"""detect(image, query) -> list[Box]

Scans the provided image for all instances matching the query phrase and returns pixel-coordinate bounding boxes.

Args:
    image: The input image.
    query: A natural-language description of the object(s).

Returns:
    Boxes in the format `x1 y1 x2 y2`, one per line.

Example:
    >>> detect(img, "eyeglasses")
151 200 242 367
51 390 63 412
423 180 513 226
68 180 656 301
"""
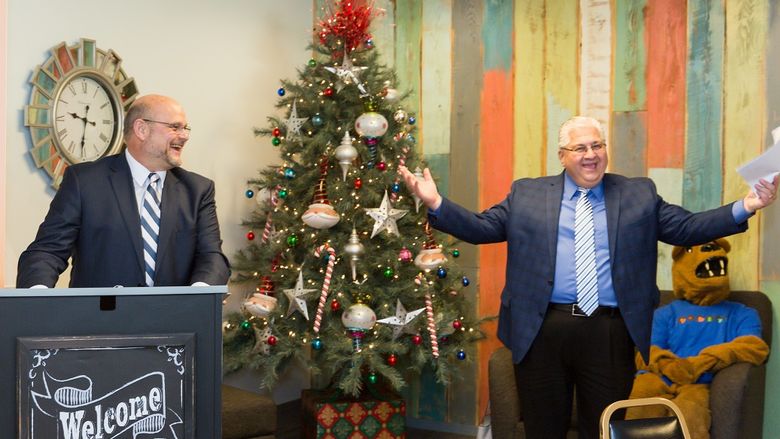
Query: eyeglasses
142 118 192 134
560 142 606 154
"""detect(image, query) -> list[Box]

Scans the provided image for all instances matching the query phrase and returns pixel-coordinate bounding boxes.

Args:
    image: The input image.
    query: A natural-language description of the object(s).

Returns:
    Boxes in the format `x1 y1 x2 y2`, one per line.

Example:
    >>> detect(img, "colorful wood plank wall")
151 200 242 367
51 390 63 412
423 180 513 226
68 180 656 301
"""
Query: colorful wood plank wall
353 0 780 433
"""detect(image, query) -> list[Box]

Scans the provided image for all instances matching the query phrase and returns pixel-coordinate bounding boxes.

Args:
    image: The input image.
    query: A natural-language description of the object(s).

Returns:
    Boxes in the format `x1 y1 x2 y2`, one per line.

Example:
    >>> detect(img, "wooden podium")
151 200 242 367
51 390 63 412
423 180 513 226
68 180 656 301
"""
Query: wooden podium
0 286 226 438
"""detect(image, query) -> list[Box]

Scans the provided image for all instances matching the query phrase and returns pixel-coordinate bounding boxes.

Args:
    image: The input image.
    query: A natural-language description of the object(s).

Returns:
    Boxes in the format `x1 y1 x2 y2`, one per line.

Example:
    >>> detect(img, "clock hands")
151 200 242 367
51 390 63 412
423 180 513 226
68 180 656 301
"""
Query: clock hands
68 105 97 158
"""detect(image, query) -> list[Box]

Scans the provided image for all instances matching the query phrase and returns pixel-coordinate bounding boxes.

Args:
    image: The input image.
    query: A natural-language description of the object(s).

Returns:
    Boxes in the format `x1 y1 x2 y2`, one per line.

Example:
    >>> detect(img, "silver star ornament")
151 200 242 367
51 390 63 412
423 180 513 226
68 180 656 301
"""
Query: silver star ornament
284 101 308 141
377 300 426 340
365 191 408 238
324 53 368 94
284 271 317 320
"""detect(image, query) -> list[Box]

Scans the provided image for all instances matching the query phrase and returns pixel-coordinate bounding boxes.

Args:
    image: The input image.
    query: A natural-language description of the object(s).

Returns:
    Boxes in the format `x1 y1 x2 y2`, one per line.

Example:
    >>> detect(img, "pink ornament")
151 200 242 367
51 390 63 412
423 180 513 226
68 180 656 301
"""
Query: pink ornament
398 247 413 262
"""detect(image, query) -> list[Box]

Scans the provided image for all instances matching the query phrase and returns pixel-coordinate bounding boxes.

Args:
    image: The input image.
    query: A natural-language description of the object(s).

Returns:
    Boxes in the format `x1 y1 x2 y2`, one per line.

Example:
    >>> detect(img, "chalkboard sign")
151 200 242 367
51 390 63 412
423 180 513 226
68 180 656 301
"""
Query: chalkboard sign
17 333 194 439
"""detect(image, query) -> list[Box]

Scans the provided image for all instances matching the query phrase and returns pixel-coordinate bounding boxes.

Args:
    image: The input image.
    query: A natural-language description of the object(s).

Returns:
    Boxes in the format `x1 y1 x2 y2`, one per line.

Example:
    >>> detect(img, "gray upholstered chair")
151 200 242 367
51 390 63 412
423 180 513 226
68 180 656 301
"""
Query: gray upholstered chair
488 290 772 439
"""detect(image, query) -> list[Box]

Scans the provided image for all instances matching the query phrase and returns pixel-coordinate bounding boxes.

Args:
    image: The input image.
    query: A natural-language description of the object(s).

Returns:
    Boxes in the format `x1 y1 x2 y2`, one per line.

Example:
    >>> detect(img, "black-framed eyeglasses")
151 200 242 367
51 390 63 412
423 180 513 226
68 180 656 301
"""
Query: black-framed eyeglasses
560 142 605 154
142 118 192 134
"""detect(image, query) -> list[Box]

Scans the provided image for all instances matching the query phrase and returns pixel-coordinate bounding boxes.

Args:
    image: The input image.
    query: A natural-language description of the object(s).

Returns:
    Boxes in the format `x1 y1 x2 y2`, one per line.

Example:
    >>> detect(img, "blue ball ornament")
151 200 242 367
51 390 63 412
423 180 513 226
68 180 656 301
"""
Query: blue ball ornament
312 114 324 127
245 189 254 198
457 350 466 360
312 338 323 350
365 38 374 49
408 116 416 125
284 168 296 179
406 134 416 143
437 267 447 278
391 183 401 193
277 87 286 96
462 276 470 286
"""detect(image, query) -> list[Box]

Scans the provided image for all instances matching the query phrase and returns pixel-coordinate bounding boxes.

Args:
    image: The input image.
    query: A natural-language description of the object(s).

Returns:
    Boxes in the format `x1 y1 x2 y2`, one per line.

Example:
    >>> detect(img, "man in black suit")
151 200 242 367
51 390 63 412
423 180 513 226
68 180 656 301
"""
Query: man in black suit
17 94 230 288
399 116 777 439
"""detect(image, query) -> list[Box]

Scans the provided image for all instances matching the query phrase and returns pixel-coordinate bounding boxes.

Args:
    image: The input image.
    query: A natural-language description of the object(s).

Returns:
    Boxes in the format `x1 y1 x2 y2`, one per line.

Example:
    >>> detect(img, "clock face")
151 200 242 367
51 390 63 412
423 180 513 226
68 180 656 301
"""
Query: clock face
53 74 120 163
23 38 139 188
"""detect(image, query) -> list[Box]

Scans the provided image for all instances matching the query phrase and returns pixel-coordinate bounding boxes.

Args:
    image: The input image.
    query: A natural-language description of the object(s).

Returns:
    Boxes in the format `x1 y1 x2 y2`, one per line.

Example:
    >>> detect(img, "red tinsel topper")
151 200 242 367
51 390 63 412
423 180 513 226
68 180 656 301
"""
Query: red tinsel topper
318 1 377 54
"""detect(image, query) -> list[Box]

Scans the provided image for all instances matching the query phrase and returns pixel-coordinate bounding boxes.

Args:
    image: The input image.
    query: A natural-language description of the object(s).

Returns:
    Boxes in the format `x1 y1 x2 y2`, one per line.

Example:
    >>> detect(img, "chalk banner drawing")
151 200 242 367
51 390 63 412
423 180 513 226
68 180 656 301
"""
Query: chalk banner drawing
17 333 195 439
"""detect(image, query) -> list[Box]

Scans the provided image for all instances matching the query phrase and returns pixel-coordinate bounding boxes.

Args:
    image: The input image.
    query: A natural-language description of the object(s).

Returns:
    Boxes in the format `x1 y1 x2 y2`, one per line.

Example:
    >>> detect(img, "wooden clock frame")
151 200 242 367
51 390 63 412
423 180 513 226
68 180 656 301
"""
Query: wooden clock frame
23 38 139 188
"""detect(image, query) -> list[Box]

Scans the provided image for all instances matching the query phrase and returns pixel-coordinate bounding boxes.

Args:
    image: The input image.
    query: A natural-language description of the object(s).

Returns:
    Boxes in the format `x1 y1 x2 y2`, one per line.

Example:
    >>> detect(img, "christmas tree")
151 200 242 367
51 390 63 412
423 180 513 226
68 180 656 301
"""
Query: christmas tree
223 1 484 397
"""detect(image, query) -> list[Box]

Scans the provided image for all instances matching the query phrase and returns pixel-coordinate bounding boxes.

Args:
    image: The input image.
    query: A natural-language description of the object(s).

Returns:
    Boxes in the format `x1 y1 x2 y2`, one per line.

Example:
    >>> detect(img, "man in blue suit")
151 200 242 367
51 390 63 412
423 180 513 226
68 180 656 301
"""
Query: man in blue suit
17 94 230 288
399 116 777 439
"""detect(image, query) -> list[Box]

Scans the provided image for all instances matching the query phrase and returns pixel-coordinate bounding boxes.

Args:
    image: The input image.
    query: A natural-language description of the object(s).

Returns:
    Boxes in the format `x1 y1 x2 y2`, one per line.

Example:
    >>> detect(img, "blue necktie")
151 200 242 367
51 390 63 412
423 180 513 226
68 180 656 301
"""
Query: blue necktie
141 173 161 286
575 188 598 315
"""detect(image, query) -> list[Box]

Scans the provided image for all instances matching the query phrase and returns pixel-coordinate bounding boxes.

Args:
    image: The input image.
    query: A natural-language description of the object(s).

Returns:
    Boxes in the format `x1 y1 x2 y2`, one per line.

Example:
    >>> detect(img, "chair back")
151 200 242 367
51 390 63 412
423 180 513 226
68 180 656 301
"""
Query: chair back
600 397 691 439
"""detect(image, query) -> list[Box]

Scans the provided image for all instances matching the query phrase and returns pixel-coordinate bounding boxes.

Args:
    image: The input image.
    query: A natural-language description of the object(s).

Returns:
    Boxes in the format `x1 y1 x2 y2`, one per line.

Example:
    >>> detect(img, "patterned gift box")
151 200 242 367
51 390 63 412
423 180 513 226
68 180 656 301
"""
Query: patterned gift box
302 388 406 439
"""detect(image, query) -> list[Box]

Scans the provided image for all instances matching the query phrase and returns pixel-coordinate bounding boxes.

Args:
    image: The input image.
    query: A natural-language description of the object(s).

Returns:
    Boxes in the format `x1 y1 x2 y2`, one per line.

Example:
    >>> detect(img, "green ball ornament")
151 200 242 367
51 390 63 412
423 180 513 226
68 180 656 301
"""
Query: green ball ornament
383 267 394 278
286 234 299 247
278 189 288 199
452 249 460 258
368 373 378 384
308 58 317 67
272 137 281 146
240 320 251 330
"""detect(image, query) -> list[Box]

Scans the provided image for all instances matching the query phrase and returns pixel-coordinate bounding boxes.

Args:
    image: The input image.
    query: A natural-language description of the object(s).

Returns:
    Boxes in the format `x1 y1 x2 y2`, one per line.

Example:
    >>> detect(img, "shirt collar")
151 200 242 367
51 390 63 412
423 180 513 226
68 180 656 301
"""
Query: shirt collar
125 150 167 187
563 172 604 201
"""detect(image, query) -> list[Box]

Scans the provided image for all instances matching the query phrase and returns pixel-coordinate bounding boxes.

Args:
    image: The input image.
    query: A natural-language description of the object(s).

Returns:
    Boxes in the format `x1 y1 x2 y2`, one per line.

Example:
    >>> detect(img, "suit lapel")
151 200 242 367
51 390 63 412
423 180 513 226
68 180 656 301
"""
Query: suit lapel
546 173 565 268
109 155 144 273
603 174 621 258
154 170 180 275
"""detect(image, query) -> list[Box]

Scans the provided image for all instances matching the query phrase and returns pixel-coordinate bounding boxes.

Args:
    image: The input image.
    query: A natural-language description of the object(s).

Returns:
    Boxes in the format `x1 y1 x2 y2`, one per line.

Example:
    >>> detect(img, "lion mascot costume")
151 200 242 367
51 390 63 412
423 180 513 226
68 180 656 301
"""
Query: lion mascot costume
626 238 769 439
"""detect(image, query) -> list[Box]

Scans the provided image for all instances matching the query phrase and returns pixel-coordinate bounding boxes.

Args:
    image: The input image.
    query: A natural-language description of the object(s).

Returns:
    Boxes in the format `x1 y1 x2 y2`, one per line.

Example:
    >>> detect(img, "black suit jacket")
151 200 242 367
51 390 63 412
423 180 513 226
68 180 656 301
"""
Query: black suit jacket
429 172 748 363
17 153 230 288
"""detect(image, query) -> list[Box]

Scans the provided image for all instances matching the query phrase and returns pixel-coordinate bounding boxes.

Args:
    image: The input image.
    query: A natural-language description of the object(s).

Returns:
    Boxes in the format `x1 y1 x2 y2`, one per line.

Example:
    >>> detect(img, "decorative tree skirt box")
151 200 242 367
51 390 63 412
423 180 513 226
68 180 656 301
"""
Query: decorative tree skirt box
302 388 406 439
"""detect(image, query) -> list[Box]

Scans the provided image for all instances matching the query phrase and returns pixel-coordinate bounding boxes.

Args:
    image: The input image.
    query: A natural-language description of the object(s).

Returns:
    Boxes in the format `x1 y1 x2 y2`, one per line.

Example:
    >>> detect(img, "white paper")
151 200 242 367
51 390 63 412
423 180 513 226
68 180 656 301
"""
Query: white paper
736 129 780 189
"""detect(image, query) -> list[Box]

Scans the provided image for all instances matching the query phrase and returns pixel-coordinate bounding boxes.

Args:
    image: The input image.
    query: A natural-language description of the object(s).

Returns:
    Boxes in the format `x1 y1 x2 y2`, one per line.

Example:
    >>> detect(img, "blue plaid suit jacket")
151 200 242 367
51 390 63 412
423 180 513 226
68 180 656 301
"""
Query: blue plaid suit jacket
429 172 748 363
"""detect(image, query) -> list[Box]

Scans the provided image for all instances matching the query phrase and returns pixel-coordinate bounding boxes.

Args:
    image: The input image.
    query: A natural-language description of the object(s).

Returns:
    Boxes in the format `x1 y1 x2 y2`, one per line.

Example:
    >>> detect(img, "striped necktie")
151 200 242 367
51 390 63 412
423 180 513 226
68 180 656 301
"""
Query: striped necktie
141 173 161 287
574 187 599 315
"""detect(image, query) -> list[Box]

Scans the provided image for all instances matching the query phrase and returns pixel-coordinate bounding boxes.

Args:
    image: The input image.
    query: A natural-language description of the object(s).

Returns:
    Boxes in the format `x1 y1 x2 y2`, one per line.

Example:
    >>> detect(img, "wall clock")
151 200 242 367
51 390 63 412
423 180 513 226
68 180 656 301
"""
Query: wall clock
23 38 139 188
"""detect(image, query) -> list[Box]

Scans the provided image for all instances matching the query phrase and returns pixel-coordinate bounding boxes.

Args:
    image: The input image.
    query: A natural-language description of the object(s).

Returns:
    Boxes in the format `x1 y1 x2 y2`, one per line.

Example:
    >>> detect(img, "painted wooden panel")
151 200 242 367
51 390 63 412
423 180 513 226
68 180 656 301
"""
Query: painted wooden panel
394 0 423 118
421 0 452 156
545 0 579 175
649 168 682 290
646 0 686 168
610 111 647 177
371 0 396 69
449 0 483 426
761 280 780 438
513 0 545 179
579 0 612 141
684 0 724 213
762 2 780 282
723 0 767 290
478 0 514 423
613 0 647 112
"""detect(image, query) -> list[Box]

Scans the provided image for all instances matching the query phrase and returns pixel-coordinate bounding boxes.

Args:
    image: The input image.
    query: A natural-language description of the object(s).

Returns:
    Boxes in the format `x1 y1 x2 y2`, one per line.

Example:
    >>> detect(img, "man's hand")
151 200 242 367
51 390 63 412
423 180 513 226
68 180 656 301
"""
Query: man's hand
743 174 779 213
398 166 442 210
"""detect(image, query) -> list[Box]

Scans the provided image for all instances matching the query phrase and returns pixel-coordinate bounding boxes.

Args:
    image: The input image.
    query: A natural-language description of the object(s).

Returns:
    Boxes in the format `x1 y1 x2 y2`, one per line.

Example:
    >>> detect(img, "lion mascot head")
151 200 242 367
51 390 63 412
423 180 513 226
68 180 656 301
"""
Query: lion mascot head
671 238 730 306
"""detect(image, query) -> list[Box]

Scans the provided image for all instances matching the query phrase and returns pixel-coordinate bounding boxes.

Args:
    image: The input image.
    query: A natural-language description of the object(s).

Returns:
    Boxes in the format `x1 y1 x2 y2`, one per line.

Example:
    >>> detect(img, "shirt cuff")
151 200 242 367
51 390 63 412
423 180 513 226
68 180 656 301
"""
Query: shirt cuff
191 281 210 287
428 205 441 216
732 200 753 224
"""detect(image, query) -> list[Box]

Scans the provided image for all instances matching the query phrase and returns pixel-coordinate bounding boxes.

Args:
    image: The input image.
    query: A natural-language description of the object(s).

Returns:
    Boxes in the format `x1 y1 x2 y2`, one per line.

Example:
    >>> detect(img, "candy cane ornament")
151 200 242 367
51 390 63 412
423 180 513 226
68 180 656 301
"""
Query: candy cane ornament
415 273 439 359
391 146 409 202
313 245 337 334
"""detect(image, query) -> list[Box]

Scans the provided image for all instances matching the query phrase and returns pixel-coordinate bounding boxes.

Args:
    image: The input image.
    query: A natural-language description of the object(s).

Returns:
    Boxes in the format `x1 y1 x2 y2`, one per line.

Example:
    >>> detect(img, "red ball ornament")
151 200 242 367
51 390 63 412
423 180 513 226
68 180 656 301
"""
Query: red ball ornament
412 335 422 345
387 353 397 366
453 320 463 330
323 87 334 97
272 127 281 137
246 231 255 241
398 247 413 263
330 299 341 312
376 161 387 171
354 178 363 190
267 335 277 346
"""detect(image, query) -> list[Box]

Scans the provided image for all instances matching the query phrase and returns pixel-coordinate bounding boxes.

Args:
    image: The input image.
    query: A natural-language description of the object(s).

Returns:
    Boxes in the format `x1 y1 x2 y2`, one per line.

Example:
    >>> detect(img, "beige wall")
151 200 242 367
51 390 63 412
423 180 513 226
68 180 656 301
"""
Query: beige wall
4 0 312 288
